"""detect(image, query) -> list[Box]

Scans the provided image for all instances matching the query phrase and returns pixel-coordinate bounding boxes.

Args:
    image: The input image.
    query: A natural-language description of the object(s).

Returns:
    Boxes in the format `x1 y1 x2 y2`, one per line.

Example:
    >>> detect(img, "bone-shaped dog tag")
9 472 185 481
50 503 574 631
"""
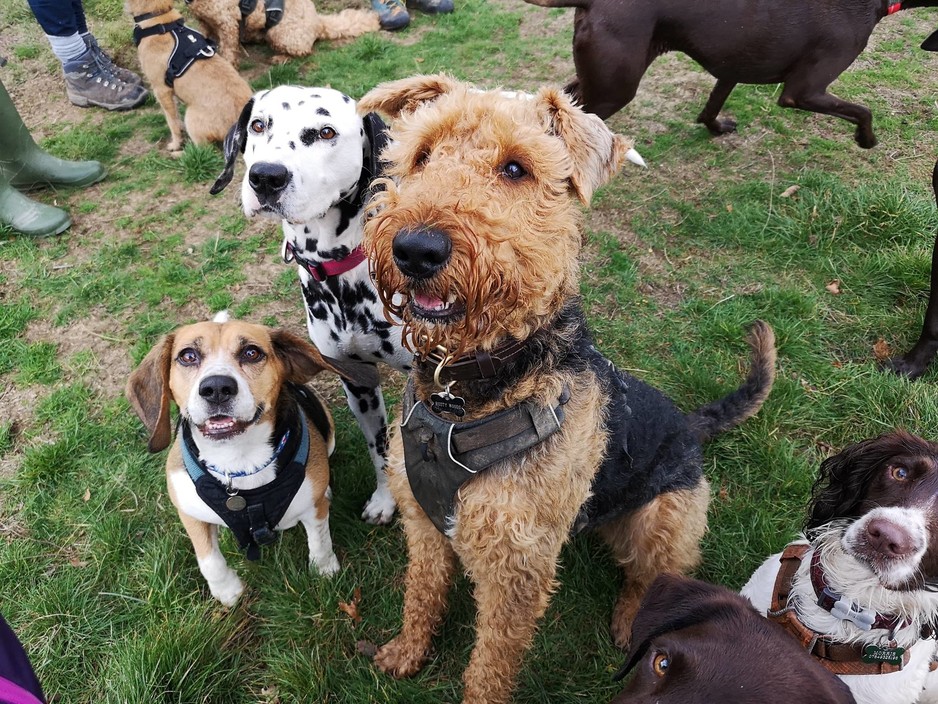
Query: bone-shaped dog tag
430 384 465 418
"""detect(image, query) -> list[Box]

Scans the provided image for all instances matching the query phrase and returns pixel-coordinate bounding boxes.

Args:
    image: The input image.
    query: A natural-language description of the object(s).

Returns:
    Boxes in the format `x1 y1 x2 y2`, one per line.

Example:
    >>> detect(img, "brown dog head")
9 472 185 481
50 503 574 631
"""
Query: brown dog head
358 74 634 357
612 574 856 704
126 315 378 452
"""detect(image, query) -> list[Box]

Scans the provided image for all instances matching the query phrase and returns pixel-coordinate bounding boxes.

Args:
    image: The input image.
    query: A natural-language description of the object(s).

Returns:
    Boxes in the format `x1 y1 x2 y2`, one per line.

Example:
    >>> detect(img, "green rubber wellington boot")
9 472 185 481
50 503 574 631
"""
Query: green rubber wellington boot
0 174 71 238
0 79 106 190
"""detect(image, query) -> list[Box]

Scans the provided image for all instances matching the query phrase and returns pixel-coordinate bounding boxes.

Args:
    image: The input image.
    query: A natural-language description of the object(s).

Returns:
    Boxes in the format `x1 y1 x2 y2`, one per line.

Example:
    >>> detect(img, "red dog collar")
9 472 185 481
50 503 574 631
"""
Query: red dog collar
282 241 366 282
887 2 902 14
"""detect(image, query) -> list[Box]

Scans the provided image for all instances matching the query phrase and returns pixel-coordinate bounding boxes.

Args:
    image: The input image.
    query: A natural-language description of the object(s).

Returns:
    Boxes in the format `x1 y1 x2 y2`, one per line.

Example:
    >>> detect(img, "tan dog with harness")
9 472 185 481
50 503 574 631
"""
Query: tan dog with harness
126 312 378 605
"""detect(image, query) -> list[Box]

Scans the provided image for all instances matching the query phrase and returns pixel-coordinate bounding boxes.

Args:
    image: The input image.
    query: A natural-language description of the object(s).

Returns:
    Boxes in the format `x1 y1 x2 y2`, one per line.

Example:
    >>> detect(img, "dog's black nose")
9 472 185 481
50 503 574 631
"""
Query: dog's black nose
866 518 913 557
392 227 452 279
199 375 238 405
248 162 290 202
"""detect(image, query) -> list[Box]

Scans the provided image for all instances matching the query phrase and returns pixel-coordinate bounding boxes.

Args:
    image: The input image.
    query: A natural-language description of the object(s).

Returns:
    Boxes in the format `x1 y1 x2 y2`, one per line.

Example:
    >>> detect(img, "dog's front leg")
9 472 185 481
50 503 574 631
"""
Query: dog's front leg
341 378 396 524
457 521 562 704
375 445 456 678
298 497 340 576
696 79 739 135
152 84 185 153
178 512 244 606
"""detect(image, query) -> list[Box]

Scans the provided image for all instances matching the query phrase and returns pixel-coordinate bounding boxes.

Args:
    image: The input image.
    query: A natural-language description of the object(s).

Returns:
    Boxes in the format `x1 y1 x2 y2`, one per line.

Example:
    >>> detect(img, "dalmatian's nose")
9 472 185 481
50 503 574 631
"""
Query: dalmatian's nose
392 227 452 279
248 162 291 203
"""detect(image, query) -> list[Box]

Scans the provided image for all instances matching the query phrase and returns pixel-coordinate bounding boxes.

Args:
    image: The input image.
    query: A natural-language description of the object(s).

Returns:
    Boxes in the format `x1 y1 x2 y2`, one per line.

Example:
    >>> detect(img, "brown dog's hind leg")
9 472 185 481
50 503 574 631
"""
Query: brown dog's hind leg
374 465 457 678
778 79 876 148
696 79 738 135
598 480 710 648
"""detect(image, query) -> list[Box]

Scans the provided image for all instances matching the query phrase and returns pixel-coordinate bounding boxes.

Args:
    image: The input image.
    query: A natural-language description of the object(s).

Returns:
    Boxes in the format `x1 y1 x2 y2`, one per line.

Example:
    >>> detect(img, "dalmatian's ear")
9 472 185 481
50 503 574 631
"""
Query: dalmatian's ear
357 74 461 119
210 97 255 195
361 112 390 180
534 87 636 205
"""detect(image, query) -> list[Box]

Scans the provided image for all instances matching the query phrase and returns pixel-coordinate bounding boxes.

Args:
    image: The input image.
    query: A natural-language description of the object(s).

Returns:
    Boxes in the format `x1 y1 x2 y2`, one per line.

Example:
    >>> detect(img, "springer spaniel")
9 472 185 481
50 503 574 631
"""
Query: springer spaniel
742 431 938 704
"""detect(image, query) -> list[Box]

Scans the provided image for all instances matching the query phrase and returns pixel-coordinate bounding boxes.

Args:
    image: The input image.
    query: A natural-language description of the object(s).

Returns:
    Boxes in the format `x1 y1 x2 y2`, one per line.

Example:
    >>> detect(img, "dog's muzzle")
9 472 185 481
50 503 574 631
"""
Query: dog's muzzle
392 226 452 280
248 162 291 207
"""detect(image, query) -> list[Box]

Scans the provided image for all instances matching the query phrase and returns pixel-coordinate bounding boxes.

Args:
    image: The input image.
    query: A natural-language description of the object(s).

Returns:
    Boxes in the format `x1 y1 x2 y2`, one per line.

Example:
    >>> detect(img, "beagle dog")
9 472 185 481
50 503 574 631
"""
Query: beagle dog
126 312 378 605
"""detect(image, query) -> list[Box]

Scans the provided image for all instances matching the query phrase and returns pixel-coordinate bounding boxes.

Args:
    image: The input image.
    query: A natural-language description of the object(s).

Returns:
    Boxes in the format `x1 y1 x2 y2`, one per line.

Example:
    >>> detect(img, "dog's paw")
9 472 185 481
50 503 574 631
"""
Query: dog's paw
312 552 341 577
855 126 877 150
373 637 427 678
208 573 245 607
362 488 396 525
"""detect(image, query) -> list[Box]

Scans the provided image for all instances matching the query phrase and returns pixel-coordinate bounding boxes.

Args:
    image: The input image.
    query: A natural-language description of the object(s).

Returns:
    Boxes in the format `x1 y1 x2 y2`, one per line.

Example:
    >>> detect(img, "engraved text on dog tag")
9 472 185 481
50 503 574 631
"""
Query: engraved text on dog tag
430 391 466 417
861 644 905 666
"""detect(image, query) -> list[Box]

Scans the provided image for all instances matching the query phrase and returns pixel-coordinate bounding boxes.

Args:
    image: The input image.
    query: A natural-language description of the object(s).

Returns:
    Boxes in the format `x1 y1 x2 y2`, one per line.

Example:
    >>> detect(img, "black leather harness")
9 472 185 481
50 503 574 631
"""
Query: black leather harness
400 380 570 534
132 18 217 87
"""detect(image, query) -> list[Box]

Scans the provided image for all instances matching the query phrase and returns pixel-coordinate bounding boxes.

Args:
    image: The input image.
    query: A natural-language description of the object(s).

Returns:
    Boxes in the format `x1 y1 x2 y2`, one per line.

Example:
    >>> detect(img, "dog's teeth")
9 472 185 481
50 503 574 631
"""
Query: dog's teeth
626 148 647 168
446 293 456 305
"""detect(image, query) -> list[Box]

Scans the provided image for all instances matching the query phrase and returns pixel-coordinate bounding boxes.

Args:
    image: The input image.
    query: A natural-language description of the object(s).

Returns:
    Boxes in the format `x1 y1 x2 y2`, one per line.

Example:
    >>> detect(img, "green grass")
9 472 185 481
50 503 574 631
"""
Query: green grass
1 0 938 702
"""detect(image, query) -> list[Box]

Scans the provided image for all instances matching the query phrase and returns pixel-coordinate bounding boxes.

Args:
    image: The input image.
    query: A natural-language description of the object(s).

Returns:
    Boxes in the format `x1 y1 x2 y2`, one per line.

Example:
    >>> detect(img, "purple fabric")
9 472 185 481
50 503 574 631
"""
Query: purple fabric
0 618 44 704
0 678 44 704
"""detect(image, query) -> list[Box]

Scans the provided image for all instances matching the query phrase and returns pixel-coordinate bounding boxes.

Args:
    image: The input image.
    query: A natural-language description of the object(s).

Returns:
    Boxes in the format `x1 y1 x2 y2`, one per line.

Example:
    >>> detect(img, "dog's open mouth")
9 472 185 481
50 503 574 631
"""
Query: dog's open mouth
197 406 264 440
410 291 466 324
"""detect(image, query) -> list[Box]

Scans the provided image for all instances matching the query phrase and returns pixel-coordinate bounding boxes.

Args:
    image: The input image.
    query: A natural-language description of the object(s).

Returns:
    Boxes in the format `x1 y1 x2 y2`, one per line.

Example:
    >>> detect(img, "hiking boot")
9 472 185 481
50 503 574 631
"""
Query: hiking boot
373 0 410 30
63 47 148 111
0 182 71 238
408 0 453 13
82 34 144 89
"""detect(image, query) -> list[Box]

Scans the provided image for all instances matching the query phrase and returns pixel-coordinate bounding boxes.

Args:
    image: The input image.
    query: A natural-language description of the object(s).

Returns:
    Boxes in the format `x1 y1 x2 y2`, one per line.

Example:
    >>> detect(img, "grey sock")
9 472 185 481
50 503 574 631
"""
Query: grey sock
46 32 87 64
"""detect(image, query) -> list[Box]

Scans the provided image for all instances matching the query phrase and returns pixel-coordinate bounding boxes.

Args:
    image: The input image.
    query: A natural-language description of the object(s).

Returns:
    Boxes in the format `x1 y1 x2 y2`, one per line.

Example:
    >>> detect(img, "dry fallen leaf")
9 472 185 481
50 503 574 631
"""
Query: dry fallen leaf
83 488 91 502
872 338 892 362
825 280 841 295
339 586 363 624
779 185 801 198
726 203 733 213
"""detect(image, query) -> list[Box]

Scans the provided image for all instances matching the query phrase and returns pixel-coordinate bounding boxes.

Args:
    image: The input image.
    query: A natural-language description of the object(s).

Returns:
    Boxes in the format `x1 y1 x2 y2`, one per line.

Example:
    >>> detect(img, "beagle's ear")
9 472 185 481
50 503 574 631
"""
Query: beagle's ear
210 96 255 195
126 334 175 453
534 87 632 205
357 74 461 119
270 329 381 388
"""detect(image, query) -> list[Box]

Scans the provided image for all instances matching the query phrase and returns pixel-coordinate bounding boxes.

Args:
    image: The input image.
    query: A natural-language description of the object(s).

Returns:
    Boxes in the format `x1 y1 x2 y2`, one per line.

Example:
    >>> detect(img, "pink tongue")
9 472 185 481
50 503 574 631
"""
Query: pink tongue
414 292 444 308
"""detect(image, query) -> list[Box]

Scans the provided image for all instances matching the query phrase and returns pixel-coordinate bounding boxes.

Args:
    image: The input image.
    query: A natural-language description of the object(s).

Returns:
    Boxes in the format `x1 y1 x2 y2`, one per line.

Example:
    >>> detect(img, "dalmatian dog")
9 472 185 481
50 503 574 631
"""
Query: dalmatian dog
211 86 410 525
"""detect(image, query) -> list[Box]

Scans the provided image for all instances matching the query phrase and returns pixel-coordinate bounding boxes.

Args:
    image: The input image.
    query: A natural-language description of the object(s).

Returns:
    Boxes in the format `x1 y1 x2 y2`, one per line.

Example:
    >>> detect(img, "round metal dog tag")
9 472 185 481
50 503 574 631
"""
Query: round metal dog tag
226 494 247 512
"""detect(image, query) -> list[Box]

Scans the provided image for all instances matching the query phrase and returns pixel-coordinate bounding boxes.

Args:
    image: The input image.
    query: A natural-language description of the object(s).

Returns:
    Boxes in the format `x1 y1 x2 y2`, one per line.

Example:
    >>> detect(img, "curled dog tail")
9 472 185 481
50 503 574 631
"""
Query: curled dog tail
523 0 590 8
688 320 776 443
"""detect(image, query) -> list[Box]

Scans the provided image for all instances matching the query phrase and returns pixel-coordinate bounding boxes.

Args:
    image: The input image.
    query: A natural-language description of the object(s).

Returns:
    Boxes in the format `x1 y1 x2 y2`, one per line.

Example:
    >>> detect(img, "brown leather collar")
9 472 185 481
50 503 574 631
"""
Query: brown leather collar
768 543 911 676
416 337 529 385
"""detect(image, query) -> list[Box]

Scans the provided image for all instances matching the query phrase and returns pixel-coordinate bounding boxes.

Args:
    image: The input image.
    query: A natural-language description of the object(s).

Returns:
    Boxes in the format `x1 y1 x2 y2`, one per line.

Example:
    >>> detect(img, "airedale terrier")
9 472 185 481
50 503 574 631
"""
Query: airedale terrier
359 74 777 704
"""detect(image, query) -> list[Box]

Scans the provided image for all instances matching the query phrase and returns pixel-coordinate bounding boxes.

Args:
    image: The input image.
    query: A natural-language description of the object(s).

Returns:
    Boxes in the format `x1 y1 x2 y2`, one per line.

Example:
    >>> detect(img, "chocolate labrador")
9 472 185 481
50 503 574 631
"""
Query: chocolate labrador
611 574 856 704
524 0 938 147
886 158 938 379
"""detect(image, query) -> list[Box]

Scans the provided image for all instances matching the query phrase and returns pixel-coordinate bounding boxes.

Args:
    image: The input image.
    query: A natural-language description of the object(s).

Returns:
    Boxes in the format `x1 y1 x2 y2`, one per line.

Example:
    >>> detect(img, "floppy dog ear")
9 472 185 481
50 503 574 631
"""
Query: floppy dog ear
922 28 938 51
210 97 254 195
534 87 633 205
126 335 175 453
357 74 461 118
361 112 390 181
270 329 381 388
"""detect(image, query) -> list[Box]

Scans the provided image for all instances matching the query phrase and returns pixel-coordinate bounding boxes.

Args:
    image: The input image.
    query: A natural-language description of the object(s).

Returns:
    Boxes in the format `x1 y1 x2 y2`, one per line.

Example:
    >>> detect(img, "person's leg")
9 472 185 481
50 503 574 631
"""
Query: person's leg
0 79 106 190
26 0 147 110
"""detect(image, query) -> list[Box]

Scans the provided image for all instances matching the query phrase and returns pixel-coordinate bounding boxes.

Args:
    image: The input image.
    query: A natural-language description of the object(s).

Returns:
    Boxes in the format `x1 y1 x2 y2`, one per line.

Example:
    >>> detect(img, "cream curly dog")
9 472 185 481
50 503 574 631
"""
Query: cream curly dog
359 74 776 704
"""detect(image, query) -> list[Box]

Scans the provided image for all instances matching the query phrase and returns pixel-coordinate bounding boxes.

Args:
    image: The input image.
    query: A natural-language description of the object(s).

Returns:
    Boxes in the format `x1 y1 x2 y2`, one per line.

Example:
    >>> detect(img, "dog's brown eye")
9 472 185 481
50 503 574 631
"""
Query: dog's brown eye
502 161 527 181
652 652 670 677
890 465 909 481
240 345 265 363
177 348 200 366
250 119 265 134
319 126 337 140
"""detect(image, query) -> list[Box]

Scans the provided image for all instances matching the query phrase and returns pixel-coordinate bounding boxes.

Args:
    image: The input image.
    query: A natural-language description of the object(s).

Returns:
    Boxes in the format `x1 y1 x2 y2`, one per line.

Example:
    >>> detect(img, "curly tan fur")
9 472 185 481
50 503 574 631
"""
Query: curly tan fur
359 75 720 704
187 0 379 64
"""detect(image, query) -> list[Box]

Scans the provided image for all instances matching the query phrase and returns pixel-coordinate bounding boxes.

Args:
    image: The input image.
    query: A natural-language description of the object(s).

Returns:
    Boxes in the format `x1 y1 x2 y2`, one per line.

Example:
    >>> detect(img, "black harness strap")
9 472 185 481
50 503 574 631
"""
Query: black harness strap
132 19 218 87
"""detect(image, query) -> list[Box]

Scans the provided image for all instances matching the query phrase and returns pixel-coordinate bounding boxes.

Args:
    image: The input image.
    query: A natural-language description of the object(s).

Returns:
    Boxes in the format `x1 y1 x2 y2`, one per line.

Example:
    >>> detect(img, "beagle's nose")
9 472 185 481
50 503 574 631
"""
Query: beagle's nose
199 375 238 405
392 227 452 279
248 162 290 202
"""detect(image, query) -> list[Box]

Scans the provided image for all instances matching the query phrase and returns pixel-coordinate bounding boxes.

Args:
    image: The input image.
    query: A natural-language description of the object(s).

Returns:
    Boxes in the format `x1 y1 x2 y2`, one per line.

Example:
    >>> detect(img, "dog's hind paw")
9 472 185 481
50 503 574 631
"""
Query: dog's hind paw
374 637 428 678
362 488 396 525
